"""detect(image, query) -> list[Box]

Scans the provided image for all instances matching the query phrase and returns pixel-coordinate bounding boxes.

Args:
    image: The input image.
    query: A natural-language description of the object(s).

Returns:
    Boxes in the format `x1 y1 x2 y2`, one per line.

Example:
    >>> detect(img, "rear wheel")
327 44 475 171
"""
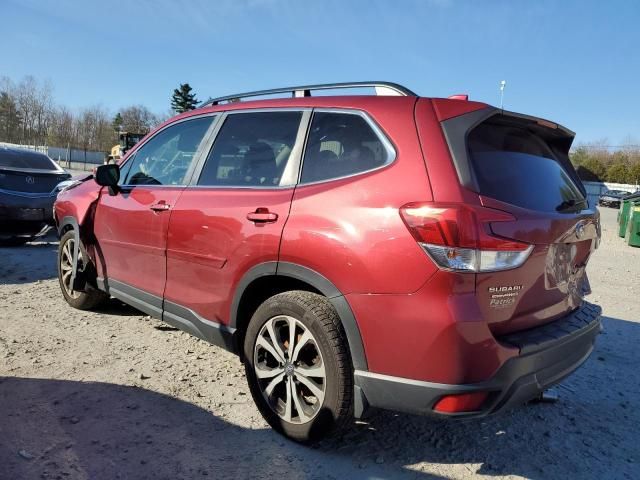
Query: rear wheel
243 291 353 442
58 230 107 310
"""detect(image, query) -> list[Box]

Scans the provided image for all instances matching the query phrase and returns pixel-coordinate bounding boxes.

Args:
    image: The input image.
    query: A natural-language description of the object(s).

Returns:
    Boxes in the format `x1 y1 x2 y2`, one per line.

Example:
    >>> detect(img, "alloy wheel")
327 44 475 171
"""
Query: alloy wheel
60 237 81 299
253 315 326 424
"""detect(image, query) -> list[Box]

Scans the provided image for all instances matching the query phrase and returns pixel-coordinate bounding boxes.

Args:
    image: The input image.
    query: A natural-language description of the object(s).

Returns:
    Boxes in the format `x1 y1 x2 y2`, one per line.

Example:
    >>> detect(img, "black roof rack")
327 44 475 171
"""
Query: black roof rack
198 81 417 108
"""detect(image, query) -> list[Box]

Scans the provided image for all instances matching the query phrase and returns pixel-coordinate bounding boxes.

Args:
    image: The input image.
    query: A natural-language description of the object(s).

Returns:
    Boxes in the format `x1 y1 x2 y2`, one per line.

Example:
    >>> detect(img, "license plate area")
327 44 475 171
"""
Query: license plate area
17 208 45 221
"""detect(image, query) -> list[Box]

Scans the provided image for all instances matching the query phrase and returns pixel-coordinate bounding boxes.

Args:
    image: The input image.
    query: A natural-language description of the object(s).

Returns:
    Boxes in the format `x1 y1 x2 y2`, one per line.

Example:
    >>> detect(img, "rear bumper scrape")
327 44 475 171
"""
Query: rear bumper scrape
353 301 602 418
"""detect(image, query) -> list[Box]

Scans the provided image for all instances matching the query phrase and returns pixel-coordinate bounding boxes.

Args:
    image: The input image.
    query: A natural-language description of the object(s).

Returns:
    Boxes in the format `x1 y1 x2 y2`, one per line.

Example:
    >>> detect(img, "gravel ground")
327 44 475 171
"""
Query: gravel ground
0 207 638 480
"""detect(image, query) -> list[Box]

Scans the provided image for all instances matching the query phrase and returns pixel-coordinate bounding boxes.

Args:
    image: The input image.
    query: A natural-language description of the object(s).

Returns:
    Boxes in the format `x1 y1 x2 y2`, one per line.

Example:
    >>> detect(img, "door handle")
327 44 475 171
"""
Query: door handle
150 201 171 212
247 208 278 223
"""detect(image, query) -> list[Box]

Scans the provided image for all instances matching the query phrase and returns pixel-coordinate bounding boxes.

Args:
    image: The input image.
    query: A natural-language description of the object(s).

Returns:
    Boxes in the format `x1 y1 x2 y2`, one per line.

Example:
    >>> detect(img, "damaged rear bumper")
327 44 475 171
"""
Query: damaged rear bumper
354 301 602 418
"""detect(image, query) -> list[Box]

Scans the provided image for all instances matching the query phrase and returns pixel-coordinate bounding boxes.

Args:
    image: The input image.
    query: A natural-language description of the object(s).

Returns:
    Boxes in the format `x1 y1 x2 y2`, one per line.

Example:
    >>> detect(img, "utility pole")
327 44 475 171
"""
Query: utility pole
499 80 507 109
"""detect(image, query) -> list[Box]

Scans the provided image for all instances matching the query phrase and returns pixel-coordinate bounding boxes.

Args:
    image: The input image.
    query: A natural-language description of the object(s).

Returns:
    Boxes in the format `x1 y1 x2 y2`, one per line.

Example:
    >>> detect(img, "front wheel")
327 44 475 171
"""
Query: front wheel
243 291 353 442
58 230 107 310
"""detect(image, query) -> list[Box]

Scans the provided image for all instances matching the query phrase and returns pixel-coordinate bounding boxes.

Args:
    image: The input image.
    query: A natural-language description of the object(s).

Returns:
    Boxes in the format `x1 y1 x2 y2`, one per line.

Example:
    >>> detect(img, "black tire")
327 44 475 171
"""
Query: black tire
57 230 108 310
243 291 353 443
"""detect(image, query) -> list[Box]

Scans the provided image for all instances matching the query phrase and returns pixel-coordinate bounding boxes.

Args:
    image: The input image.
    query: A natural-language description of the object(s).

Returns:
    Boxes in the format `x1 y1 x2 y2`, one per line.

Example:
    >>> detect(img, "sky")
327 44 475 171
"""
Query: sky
1 0 639 145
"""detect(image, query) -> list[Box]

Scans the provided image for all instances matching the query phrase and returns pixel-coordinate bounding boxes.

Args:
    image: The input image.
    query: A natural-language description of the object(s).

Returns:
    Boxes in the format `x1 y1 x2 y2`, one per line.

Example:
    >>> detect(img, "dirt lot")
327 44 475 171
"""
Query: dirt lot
0 207 638 480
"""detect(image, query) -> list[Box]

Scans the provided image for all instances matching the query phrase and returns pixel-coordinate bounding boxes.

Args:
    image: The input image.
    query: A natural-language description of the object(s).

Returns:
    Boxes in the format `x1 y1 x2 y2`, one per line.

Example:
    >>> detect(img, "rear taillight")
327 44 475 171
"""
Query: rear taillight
399 203 533 273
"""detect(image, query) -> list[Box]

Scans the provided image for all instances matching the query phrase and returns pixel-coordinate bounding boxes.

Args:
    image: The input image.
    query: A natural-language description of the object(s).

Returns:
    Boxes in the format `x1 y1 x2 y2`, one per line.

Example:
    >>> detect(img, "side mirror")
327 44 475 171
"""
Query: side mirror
95 164 120 196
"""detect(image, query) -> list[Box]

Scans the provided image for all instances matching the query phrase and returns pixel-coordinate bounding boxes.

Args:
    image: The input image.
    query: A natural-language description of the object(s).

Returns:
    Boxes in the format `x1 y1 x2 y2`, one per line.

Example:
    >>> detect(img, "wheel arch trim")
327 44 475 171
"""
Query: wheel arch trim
230 261 368 371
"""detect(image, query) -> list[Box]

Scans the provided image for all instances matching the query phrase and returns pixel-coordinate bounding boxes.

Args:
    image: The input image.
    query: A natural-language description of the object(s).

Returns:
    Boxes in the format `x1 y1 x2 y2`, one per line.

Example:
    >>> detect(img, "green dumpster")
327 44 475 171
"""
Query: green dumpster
619 199 632 237
618 193 640 238
625 204 640 247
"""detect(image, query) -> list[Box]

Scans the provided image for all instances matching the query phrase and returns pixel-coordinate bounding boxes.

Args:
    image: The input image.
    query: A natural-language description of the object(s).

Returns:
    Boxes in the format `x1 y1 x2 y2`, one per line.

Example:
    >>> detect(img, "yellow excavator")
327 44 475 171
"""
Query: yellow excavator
106 132 145 164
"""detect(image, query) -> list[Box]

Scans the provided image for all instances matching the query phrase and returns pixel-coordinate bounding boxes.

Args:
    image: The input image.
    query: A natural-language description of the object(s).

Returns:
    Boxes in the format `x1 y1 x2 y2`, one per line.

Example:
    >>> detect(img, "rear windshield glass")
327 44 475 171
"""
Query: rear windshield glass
0 148 58 170
468 119 585 212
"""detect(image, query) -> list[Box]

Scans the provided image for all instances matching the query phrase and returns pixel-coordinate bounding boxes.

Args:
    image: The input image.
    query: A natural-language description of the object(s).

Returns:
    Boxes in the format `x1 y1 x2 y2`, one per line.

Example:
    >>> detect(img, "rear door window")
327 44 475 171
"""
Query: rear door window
468 119 585 212
197 111 302 187
300 111 394 184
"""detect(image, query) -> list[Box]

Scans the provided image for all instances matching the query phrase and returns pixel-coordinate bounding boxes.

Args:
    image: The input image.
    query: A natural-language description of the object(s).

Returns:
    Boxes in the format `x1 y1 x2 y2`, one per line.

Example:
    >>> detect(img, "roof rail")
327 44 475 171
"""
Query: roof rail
198 81 417 108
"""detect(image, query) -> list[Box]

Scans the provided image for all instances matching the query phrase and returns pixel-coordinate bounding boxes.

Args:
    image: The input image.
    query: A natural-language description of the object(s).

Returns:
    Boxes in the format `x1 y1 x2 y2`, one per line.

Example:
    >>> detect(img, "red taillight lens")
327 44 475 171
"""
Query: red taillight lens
399 204 477 247
433 392 489 413
400 203 532 272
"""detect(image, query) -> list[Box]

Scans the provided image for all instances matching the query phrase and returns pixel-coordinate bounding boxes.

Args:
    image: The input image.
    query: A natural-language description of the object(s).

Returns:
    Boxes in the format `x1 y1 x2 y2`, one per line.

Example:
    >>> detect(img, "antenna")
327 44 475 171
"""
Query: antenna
499 80 507 109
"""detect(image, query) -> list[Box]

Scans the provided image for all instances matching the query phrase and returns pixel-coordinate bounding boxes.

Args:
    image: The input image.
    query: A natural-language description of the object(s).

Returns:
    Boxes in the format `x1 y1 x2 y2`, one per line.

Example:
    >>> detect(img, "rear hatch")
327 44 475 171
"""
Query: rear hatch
445 110 599 335
0 149 70 195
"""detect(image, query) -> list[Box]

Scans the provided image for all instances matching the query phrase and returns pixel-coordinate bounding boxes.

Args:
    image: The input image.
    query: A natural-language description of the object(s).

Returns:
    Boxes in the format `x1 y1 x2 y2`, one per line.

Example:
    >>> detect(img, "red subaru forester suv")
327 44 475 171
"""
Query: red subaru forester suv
54 82 602 442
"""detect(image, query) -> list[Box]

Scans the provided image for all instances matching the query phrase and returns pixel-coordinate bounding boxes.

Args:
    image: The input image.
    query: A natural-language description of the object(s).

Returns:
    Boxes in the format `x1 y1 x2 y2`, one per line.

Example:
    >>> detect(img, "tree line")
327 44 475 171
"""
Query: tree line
571 142 640 185
0 76 199 154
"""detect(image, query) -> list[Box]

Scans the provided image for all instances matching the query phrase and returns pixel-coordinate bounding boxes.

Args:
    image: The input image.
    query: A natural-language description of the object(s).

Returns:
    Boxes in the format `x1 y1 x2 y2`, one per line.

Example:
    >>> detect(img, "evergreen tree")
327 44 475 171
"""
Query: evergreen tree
112 112 123 132
171 83 199 113
0 91 21 143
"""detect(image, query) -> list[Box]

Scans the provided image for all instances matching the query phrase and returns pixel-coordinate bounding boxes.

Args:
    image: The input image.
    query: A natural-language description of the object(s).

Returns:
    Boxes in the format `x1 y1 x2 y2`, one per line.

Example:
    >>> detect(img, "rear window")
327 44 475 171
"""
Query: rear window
468 119 585 212
0 148 58 170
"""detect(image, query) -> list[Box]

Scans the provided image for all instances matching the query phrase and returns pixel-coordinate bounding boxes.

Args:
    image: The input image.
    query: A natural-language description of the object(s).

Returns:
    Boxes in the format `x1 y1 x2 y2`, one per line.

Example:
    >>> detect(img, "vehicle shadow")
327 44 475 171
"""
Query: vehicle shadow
0 376 445 480
0 238 58 285
93 297 147 317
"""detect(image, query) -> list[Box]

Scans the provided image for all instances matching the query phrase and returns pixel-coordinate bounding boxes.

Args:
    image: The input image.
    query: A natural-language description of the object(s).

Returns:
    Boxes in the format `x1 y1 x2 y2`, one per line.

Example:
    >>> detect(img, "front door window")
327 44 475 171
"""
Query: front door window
123 116 215 186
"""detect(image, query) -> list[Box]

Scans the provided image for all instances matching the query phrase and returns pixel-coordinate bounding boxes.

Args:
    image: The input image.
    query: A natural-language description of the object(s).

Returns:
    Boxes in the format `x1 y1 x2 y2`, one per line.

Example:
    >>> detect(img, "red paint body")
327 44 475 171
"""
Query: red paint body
93 187 184 297
54 93 599 387
165 187 294 322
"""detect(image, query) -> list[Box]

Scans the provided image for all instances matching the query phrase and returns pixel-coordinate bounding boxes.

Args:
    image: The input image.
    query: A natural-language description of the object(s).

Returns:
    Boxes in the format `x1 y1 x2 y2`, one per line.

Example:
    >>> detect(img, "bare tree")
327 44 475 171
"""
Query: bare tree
14 76 53 146
73 105 114 153
120 105 159 134
0 75 171 153
48 106 75 148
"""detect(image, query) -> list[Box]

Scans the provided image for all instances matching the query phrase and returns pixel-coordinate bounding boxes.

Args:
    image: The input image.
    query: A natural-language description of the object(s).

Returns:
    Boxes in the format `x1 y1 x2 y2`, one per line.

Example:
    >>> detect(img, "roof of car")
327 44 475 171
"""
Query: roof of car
164 95 490 127
154 82 570 140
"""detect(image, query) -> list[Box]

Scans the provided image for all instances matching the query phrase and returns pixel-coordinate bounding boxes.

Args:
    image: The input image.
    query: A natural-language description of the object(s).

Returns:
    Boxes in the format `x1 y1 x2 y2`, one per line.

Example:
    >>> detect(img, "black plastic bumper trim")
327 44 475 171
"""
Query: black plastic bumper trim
354 301 602 418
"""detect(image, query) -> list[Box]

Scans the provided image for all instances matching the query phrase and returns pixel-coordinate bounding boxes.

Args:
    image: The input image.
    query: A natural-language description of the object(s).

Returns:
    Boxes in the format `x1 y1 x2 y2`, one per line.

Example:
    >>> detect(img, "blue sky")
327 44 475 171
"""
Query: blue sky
2 0 639 144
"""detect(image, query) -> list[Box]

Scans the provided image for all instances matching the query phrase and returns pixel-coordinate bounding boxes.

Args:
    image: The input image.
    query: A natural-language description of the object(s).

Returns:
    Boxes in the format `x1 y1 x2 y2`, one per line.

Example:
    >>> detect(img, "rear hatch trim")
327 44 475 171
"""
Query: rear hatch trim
440 107 582 197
